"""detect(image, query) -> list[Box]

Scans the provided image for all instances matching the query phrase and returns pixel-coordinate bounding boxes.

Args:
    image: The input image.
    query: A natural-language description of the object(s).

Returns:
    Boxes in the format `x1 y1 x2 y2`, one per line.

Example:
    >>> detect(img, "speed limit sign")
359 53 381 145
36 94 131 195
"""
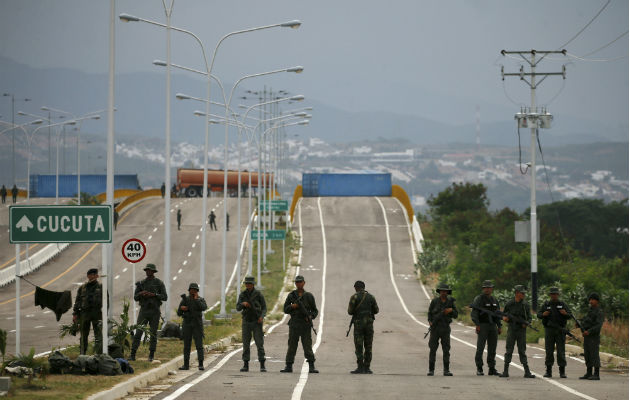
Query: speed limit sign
122 238 146 263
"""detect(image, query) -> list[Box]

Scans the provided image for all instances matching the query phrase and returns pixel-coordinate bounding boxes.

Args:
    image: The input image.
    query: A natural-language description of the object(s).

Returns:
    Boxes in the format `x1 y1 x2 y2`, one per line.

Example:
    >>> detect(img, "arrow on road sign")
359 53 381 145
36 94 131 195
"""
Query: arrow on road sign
16 215 33 232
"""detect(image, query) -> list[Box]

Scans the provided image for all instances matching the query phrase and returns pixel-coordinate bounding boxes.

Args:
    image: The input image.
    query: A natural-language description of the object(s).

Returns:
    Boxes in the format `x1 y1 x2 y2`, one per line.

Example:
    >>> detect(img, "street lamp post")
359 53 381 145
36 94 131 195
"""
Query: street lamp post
2 94 31 186
120 12 300 316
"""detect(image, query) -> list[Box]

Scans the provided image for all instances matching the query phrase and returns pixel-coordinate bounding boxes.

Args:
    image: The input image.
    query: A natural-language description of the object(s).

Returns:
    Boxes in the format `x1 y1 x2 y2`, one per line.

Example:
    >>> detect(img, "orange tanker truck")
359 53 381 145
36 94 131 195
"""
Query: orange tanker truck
176 168 273 197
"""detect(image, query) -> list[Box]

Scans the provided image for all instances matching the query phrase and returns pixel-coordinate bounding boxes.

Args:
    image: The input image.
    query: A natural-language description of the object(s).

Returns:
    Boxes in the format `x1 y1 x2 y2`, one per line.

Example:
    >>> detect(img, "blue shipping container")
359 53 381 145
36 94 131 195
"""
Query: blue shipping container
302 173 391 197
30 174 139 197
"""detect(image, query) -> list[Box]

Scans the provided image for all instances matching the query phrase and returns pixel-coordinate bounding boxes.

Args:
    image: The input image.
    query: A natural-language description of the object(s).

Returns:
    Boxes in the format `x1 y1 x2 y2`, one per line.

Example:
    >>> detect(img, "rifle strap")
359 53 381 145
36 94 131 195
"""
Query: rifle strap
352 292 368 316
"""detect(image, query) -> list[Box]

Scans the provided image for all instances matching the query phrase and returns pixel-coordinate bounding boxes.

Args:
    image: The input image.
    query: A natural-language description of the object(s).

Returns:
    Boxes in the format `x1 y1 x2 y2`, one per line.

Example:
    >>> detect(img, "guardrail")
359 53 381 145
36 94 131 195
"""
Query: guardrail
289 185 303 223
1 189 162 287
95 188 141 204
0 243 70 287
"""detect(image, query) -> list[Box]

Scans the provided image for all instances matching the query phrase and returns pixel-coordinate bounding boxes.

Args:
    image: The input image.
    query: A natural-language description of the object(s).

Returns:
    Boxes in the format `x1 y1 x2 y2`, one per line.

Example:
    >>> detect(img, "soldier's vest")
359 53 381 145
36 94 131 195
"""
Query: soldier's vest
137 278 165 309
541 301 568 328
240 289 264 322
352 291 375 323
79 281 102 311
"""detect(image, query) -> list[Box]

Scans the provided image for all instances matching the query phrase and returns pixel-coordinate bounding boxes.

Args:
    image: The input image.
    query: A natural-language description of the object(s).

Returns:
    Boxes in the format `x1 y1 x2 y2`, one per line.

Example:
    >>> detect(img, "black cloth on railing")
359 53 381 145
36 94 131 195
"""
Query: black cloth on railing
35 286 73 321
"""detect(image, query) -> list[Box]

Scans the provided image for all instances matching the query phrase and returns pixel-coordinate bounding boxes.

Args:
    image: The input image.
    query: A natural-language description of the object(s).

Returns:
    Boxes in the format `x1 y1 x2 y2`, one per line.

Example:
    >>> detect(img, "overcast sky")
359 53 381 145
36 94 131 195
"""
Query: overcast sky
0 0 628 127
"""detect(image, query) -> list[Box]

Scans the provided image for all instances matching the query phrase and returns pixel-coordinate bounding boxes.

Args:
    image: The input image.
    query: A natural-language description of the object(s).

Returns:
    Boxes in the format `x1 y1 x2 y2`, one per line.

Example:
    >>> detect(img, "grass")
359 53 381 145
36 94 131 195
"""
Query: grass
600 318 629 359
5 227 295 399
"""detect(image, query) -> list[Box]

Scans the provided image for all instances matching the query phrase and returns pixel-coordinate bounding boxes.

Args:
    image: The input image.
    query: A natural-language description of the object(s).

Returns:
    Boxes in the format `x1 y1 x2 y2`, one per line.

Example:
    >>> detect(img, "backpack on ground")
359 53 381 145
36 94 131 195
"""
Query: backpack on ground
48 350 73 374
95 354 123 375
116 358 134 374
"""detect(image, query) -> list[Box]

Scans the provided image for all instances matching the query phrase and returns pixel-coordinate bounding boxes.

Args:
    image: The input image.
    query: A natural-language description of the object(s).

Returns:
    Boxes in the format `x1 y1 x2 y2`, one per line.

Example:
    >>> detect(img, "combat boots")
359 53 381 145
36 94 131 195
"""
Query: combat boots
280 363 293 373
579 367 593 379
476 367 484 376
443 362 452 377
499 362 509 378
363 362 372 374
240 361 249 372
488 367 499 376
559 366 567 378
523 364 535 378
351 361 364 374
129 350 136 361
543 366 552 378
308 361 319 373
148 351 155 362
260 360 267 372
427 361 435 376
588 367 600 380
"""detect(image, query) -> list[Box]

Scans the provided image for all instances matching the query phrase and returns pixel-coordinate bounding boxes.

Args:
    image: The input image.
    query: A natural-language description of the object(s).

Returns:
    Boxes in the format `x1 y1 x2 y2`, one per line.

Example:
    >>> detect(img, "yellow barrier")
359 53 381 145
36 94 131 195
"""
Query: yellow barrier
392 184 414 223
95 189 141 203
115 189 162 213
289 185 303 223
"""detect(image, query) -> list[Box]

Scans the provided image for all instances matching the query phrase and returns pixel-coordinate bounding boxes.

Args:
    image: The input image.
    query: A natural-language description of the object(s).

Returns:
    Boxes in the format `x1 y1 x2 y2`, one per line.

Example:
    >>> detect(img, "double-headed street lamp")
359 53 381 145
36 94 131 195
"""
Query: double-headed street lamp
2 94 32 186
120 13 301 318
40 107 104 204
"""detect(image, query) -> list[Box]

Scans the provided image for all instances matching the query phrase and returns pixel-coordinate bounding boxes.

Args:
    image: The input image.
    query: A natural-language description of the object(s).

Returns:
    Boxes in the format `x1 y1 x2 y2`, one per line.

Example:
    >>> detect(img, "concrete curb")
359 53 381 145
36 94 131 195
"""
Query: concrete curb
86 335 236 400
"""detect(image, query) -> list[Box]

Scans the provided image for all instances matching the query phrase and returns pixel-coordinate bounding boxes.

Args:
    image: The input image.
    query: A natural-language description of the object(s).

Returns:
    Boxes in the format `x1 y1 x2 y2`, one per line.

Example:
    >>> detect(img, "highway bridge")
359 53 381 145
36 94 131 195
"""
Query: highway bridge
0 194 627 400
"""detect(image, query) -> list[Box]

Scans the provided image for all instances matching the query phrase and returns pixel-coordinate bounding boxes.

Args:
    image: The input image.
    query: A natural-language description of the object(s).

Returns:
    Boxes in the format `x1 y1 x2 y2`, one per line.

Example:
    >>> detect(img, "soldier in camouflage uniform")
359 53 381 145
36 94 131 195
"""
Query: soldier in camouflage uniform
499 285 535 378
72 268 105 355
427 283 457 376
236 276 267 372
177 283 208 370
280 275 319 374
579 293 605 381
348 280 379 374
537 287 571 378
130 263 168 361
471 280 502 376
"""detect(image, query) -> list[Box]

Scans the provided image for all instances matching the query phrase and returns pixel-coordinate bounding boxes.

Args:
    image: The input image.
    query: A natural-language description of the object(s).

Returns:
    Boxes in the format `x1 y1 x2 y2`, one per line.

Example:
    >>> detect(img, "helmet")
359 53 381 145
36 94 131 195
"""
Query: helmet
188 282 200 291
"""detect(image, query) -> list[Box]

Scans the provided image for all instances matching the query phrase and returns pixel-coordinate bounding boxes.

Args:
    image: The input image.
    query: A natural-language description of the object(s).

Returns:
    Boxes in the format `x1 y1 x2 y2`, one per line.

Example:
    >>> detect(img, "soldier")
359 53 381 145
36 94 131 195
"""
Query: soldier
209 210 217 231
177 282 208 371
280 275 319 374
1 184 6 204
579 293 605 380
11 184 18 203
160 182 165 198
236 276 267 372
130 264 168 362
471 280 502 376
348 280 379 374
427 283 457 376
72 268 105 355
177 209 182 230
226 212 230 231
537 287 571 378
499 285 535 378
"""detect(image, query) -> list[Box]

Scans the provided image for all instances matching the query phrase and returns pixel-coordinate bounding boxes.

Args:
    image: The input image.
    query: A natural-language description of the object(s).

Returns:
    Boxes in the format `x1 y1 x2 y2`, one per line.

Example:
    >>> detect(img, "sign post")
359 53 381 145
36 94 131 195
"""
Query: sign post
9 205 112 355
122 238 146 324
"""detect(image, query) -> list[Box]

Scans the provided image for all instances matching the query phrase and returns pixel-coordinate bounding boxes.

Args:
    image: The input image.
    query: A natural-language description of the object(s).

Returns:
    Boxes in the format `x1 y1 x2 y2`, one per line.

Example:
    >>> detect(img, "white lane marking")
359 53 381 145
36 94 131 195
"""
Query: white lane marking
173 276 177 281
187 251 192 257
196 235 200 240
42 310 52 314
153 227 158 233
34 325 45 329
123 267 128 273
570 356 586 364
114 275 120 280
160 221 164 225
26 314 34 318
183 260 187 266
148 235 152 240
192 243 196 248
178 269 182 274
292 197 327 400
382 197 598 400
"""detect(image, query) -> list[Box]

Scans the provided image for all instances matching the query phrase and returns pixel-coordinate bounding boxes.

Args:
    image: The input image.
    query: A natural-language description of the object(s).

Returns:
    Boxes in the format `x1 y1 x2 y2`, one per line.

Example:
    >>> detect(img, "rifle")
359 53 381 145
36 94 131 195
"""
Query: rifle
545 303 581 343
424 298 456 339
568 312 584 333
469 303 538 332
296 295 317 336
346 318 354 337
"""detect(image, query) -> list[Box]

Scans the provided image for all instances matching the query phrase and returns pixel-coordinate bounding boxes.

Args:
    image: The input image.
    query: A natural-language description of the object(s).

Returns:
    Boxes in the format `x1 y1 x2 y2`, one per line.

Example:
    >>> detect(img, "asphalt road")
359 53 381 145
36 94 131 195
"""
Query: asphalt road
0 195 252 355
150 196 627 400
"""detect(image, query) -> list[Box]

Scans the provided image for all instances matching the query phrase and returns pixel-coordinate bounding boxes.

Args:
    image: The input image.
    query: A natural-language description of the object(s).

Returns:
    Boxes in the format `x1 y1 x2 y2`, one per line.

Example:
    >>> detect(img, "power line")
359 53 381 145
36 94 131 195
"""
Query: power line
582 30 629 57
565 52 629 62
557 0 611 49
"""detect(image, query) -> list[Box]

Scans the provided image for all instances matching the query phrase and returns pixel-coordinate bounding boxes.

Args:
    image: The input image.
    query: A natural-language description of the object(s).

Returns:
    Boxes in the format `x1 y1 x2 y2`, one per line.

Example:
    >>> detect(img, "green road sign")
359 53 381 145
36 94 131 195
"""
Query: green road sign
251 229 286 240
259 200 288 211
9 205 112 243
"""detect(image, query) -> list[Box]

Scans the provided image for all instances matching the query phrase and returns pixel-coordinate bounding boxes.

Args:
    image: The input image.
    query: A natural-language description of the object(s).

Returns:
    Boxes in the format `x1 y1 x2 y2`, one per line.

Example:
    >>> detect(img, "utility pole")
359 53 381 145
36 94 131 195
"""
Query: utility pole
501 49 566 311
